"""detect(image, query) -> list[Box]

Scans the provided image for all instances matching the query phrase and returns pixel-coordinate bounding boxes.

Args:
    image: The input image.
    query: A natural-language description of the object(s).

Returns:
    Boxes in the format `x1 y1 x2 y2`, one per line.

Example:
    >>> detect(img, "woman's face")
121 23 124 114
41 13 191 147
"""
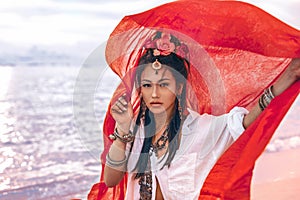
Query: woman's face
140 64 181 117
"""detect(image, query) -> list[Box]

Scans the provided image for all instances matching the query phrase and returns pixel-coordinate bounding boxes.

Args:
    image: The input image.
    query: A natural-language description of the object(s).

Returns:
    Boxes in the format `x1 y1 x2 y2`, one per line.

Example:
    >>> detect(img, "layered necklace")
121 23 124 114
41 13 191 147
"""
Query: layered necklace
150 128 169 157
139 127 169 200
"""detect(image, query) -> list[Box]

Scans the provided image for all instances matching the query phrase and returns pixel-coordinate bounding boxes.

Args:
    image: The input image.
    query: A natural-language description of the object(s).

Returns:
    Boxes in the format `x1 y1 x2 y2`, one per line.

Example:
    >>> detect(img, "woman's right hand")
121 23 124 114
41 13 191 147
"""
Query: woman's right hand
110 94 133 134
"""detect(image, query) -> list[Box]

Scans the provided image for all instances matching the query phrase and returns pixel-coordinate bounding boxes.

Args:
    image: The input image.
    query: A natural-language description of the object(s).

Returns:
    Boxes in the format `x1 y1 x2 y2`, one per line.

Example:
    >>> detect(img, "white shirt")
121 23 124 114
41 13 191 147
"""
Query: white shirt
125 107 248 200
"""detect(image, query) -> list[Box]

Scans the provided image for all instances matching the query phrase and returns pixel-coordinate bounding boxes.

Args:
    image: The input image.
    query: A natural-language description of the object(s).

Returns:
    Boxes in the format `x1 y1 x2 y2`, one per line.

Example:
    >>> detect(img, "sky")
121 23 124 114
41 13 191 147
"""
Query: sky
0 0 299 66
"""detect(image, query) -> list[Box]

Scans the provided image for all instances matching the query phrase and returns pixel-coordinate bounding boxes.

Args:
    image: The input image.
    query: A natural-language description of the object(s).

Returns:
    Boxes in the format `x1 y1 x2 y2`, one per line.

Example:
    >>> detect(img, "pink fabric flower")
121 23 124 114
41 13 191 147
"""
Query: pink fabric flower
155 33 176 56
176 43 189 59
144 38 156 49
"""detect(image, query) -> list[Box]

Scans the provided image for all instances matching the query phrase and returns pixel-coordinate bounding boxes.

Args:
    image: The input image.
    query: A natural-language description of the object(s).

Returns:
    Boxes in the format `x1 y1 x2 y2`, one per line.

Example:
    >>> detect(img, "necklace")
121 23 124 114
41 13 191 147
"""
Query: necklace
150 128 168 157
139 128 169 200
138 169 152 200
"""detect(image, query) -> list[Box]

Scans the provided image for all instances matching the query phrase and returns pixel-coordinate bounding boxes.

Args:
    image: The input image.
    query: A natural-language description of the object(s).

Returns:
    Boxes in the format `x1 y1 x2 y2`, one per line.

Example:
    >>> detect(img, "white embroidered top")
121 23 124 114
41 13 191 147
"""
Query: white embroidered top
124 107 248 200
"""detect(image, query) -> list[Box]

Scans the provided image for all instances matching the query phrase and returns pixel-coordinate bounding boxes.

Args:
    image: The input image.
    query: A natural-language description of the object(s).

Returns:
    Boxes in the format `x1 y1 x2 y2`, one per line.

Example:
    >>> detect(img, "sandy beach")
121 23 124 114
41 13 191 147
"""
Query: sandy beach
251 148 300 200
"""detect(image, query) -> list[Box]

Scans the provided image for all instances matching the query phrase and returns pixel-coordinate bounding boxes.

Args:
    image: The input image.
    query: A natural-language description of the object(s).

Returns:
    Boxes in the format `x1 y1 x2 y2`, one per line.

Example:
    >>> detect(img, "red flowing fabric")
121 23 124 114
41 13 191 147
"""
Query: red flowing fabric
88 0 300 199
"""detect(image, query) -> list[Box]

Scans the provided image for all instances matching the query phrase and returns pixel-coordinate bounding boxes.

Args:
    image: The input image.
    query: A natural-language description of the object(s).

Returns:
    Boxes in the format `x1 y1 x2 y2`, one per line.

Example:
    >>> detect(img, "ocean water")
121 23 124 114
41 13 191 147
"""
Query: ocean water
0 66 120 200
0 66 299 199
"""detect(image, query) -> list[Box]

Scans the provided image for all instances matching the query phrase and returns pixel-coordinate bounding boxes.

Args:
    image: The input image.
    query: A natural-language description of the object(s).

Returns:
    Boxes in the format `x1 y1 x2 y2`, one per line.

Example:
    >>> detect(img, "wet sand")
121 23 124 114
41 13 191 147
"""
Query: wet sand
251 148 300 200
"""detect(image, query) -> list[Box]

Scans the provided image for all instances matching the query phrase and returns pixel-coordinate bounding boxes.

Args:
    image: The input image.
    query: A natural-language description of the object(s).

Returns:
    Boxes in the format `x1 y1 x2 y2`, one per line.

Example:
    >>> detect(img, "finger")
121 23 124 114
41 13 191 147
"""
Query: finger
114 100 127 111
111 106 124 114
118 95 128 106
112 101 123 112
117 96 129 110
118 97 128 106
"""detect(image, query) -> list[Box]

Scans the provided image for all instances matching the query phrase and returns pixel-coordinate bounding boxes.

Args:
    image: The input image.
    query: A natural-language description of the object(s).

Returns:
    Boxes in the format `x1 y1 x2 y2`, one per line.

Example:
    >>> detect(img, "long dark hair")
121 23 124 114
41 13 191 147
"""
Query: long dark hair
131 48 190 178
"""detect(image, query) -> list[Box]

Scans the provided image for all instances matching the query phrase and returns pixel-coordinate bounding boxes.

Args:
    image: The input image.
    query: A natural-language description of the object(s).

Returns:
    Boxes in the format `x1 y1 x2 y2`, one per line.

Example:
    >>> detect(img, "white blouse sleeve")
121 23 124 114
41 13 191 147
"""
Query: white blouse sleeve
192 106 248 159
226 106 249 140
182 107 248 158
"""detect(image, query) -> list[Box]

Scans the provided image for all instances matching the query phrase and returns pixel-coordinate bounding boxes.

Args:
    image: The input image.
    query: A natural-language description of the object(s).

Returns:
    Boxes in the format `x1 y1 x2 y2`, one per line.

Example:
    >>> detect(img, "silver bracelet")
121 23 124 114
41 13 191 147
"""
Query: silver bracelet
259 85 275 111
266 86 275 99
259 95 266 111
109 128 134 143
262 91 272 105
106 152 127 167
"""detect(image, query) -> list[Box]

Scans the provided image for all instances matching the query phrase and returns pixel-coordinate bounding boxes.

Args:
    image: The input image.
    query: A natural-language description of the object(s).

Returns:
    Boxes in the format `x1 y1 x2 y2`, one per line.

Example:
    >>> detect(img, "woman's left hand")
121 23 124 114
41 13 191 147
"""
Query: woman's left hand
271 58 300 96
243 58 300 129
286 58 300 80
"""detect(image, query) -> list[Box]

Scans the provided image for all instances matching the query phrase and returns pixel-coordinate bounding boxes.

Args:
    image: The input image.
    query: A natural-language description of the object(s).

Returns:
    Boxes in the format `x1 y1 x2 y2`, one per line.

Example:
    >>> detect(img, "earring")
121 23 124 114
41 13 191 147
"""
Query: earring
177 95 182 120
140 98 146 121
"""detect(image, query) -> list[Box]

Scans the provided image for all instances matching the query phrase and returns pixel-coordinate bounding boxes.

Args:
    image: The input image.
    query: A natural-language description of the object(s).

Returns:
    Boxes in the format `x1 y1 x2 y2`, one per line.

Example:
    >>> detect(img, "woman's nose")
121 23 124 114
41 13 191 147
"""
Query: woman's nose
152 85 159 98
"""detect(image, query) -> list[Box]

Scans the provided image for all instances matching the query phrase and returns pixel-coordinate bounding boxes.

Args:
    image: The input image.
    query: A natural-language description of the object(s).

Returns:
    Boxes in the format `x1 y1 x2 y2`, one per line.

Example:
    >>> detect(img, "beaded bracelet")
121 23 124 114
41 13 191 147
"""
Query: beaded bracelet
106 152 127 167
109 128 134 143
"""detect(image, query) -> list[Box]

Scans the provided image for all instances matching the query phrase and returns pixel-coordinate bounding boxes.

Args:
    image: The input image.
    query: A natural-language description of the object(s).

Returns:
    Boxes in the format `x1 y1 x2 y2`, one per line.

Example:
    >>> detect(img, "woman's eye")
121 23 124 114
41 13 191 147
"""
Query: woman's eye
160 83 169 87
142 83 151 88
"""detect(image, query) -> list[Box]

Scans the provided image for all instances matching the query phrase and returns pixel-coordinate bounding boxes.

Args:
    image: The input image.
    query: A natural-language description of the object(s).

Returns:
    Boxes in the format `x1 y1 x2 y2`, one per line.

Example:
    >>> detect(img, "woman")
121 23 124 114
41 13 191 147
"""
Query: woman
102 32 300 200
88 1 300 199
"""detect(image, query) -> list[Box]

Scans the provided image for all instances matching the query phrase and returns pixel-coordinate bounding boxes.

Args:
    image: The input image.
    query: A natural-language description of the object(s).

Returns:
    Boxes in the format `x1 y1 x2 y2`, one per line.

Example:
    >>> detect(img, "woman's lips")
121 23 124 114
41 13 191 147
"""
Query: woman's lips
150 102 163 106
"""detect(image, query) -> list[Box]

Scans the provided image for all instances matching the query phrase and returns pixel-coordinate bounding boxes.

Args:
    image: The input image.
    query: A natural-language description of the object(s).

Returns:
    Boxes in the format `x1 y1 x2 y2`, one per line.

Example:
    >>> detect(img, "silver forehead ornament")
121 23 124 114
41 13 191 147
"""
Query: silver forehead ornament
152 59 162 74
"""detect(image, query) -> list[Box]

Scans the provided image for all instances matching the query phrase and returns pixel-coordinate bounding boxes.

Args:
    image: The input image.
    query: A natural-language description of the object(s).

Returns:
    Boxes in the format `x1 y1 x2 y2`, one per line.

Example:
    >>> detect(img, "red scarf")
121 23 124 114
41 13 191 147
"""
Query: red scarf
88 0 300 199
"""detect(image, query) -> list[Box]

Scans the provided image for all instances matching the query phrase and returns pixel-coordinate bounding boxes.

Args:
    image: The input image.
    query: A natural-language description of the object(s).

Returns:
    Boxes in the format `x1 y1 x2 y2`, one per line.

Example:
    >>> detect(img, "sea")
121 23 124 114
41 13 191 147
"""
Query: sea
0 65 299 199
0 65 120 200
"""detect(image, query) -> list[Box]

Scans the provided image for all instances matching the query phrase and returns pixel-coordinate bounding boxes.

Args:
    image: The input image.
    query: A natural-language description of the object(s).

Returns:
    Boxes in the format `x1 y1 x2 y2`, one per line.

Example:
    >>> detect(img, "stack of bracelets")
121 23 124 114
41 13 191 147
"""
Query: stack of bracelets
106 128 134 168
106 151 127 168
108 128 134 143
259 86 275 111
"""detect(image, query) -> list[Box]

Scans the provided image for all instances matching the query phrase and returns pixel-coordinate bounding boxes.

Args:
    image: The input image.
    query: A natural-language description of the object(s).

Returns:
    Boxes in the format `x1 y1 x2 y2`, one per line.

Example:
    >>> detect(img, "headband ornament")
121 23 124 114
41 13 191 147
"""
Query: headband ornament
144 32 189 73
152 59 162 74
